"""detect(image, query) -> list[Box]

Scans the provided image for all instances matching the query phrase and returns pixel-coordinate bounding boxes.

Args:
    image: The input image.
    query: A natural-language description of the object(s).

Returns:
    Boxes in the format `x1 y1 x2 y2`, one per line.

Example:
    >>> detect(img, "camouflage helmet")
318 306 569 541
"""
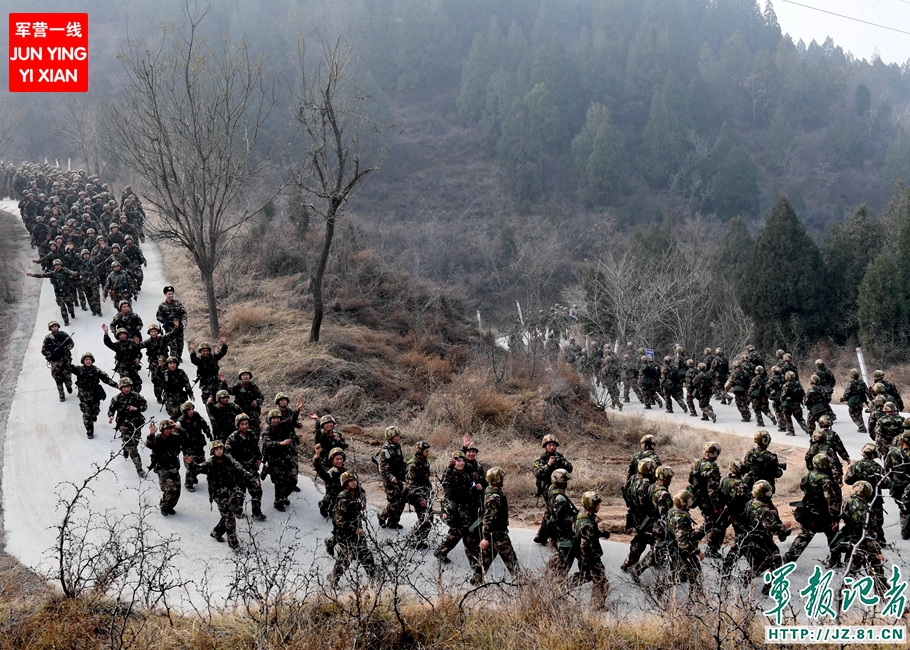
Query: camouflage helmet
166 356 179 364
703 442 721 459
158 418 175 430
638 458 656 476
746 345 755 352
656 465 674 482
451 450 466 460
464 440 479 452
752 480 773 499
234 413 249 426
754 430 771 447
209 440 224 453
664 356 672 363
811 429 827 443
581 490 602 511
267 409 281 420
732 360 741 369
124 235 133 242
118 377 133 388
198 341 211 352
815 359 825 368
118 299 130 309
729 458 746 475
640 434 655 449
885 402 898 413
541 434 559 448
673 490 694 510
698 362 707 371
80 351 94 362
274 392 288 404
853 481 873 500
715 347 723 355
818 415 833 427
47 320 60 330
146 324 160 334
783 353 792 362
339 471 357 487
771 365 781 375
873 370 885 380
686 359 694 367
319 414 336 427
329 447 346 461
551 468 571 484
755 365 765 374
810 374 820 385
486 467 505 484
111 243 121 250
238 367 253 379
785 371 796 381
899 430 910 446
861 443 878 459
874 395 886 406
703 347 712 355
385 426 401 441
80 248 90 256
180 401 195 413
812 453 831 470
414 440 431 453
216 389 230 400
52 258 63 266
111 259 122 268
640 355 649 363
850 368 859 379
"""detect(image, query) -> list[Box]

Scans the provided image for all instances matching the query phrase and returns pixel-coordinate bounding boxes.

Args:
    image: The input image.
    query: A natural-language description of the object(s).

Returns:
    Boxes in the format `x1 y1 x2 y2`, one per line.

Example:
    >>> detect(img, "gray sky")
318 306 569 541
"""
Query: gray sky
775 0 910 64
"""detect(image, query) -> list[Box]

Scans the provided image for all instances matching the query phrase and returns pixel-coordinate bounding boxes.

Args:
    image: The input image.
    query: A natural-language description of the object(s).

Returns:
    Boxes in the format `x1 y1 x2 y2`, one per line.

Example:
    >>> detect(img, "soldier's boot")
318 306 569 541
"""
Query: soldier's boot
654 394 664 408
533 519 548 544
709 407 717 423
826 551 843 569
251 501 265 520
766 410 777 426
677 397 688 414
755 414 765 426
798 419 808 434
56 382 65 402
65 378 72 394
84 417 94 439
210 531 225 543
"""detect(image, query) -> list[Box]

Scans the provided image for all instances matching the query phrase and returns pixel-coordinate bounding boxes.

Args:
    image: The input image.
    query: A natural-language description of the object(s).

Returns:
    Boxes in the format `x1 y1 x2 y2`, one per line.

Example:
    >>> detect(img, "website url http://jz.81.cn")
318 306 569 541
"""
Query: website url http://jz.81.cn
765 626 906 644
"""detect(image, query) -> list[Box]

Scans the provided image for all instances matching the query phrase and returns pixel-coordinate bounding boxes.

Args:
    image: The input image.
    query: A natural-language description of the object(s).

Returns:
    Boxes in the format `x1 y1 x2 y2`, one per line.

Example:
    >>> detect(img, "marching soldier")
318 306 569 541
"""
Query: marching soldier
783 454 842 567
683 359 698 417
841 369 869 433
377 426 407 530
725 360 752 421
435 451 483 584
145 419 187 516
748 366 776 427
716 459 753 572
224 414 266 521
711 348 730 405
661 355 687 414
27 259 78 324
804 429 843 486
110 300 143 340
221 368 264 433
627 434 661 481
67 351 117 438
884 431 910 540
767 366 786 433
156 286 187 361
804 375 828 434
638 355 662 409
102 259 135 308
404 441 433 549
478 467 521 582
160 357 194 419
260 408 298 512
844 443 887 544
622 459 657 573
599 351 622 411
689 442 722 558
107 377 148 477
813 360 836 418
870 370 904 412
206 390 243 443
313 413 347 466
667 490 704 594
568 491 610 608
188 335 229 403
741 480 790 595
314 446 348 520
102 323 143 393
745 431 784 493
694 362 717 423
544 469 577 576
875 402 904 460
837 482 887 596
330 472 377 588
42 320 74 401
780 371 808 436
177 401 211 492
533 434 573 544
140 320 181 404
629 466 675 581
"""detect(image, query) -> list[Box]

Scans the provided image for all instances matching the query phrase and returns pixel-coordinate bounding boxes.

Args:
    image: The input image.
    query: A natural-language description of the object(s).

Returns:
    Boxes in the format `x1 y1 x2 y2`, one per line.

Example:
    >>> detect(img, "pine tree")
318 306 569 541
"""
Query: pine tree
457 33 491 122
711 216 754 284
857 253 908 358
642 72 691 184
586 118 629 206
712 145 760 220
740 196 828 349
824 113 865 170
882 126 910 192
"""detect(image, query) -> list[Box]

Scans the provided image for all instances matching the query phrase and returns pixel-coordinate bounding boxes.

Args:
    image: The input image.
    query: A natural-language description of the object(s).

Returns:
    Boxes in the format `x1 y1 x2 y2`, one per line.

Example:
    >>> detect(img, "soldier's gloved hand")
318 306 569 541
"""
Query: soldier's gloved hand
598 528 611 539
480 539 490 550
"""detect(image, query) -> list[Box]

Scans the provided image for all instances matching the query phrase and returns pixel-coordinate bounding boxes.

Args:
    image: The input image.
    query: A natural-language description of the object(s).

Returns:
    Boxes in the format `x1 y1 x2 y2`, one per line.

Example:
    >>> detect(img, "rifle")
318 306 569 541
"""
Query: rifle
44 332 74 364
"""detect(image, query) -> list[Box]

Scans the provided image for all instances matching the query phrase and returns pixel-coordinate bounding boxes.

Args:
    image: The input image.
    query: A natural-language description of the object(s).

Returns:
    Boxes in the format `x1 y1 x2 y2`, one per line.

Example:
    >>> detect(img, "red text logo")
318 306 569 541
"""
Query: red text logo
9 13 88 92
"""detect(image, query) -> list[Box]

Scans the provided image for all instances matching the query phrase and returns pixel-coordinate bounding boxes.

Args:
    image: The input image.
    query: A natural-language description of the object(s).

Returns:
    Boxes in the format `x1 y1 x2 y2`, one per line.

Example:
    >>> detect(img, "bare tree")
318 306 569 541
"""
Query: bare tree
291 33 392 342
59 96 109 177
0 104 22 158
108 3 279 336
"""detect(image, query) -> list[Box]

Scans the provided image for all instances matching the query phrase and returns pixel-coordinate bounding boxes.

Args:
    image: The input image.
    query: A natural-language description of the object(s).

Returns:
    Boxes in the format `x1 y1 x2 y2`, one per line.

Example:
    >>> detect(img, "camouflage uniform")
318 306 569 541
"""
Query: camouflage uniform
814 364 836 415
621 355 641 402
568 507 610 608
225 378 264 432
156 296 188 360
436 463 482 582
479 483 520 580
627 448 661 482
314 455 347 519
31 266 78 323
103 267 136 307
841 376 869 433
206 399 243 442
71 253 102 315
805 439 843 486
638 357 661 409
623 467 655 570
838 492 887 595
545 480 578 576
107 388 148 476
667 504 703 592
404 447 433 546
688 454 722 553
725 364 752 421
715 466 752 567
804 382 828 434
161 364 193 419
875 413 904 460
884 442 910 540
598 354 622 410
694 367 716 422
628 475 675 580
876 378 904 413
745 443 783 493
67 359 117 437
868 399 886 442
780 378 807 435
740 494 788 586
533 447 573 542
121 241 146 291
783 466 842 565
42 328 74 399
225 427 265 519
767 369 786 432
377 438 407 528
711 353 730 405
188 450 255 549
661 358 687 413
145 426 187 513
331 485 377 587
178 407 211 489
260 420 298 511
684 362 698 416
190 343 228 402
139 327 178 403
110 309 143 340
845 452 887 544
748 372 776 427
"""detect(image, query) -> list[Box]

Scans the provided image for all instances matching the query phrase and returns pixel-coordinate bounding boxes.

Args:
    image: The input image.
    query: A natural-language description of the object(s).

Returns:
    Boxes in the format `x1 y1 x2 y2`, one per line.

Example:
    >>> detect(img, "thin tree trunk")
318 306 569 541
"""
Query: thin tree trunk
200 267 220 338
310 210 336 343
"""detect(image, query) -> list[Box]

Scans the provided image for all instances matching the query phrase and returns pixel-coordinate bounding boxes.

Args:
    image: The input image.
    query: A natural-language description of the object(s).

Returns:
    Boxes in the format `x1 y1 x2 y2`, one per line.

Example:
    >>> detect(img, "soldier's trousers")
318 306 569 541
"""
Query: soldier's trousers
685 388 697 416
664 386 686 413
164 324 184 361
331 534 376 587
380 482 406 526
876 432 896 462
79 279 101 315
806 409 825 435
437 524 481 577
848 404 867 432
212 496 239 548
697 396 715 420
480 531 520 579
407 494 433 544
234 473 263 516
271 464 297 507
781 405 807 435
630 541 673 579
732 392 751 420
118 423 144 475
130 267 143 291
155 468 181 511
199 379 219 404
184 452 204 488
640 384 658 408
164 397 183 420
698 506 724 552
771 399 785 431
72 281 88 311
714 379 729 404
568 559 609 608
624 530 655 568
54 292 75 323
783 521 838 564
605 383 622 410
150 364 164 402
50 360 72 398
623 376 641 402
845 539 887 595
78 393 101 435
750 396 775 426
546 540 573 577
671 551 702 593
740 540 782 584
890 484 910 540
